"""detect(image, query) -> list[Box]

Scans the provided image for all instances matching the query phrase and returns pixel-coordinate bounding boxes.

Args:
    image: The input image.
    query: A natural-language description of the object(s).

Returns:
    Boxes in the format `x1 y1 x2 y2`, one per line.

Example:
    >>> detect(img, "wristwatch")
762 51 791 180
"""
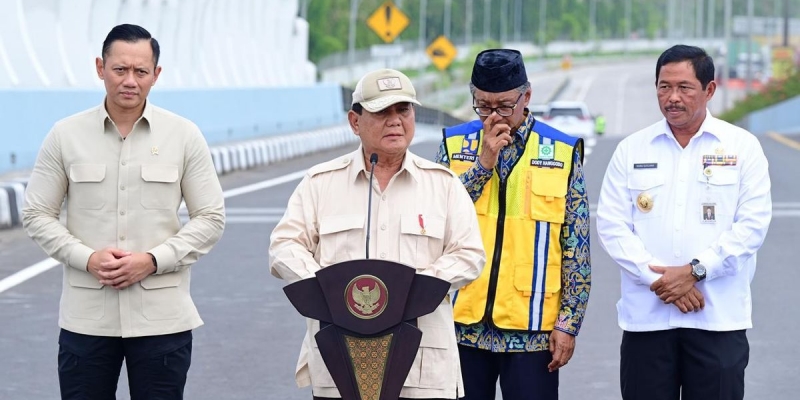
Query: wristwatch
690 259 706 281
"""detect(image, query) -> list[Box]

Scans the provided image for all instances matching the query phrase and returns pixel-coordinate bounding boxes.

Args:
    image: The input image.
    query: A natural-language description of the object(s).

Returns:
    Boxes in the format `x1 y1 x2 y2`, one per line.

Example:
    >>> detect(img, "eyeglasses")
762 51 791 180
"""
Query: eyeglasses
472 92 524 117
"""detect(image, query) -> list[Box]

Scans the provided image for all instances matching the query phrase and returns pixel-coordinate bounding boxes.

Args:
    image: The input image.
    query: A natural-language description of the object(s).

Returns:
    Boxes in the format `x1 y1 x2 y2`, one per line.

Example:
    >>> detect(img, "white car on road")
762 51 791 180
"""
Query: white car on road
541 101 596 140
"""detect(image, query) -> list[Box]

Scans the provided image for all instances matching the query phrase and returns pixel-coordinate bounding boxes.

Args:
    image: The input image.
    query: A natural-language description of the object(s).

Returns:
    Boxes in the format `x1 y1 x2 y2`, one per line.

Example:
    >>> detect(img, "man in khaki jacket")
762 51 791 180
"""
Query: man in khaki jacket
270 68 486 399
22 24 224 399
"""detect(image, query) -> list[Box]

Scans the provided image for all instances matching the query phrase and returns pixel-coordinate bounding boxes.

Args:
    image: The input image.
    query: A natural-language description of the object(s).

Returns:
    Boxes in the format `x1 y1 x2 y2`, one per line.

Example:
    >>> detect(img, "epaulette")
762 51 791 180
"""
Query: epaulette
411 155 458 178
307 155 352 177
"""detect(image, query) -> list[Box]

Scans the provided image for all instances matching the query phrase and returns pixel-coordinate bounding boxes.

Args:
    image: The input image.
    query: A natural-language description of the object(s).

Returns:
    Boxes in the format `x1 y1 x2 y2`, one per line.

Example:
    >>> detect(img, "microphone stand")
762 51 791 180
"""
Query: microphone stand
365 153 378 259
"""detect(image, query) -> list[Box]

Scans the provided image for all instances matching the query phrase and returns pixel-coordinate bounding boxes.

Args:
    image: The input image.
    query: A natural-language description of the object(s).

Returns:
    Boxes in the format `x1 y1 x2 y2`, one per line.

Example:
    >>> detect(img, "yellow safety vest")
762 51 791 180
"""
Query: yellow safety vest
443 119 582 331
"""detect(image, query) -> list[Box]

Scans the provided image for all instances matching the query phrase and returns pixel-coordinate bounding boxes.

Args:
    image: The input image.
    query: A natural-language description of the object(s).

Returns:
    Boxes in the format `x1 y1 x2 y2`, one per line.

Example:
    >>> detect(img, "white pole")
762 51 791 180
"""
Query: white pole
589 0 596 51
696 0 704 39
708 0 716 38
514 0 521 42
625 0 631 53
723 0 731 110
348 0 358 83
746 0 754 93
466 0 473 45
539 0 547 58
484 0 491 42
444 0 452 39
419 0 427 75
500 0 507 43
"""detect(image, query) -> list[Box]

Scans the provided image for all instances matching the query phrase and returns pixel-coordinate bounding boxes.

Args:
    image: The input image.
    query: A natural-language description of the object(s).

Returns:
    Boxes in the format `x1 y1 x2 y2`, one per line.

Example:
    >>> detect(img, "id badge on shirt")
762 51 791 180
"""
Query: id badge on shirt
701 203 716 223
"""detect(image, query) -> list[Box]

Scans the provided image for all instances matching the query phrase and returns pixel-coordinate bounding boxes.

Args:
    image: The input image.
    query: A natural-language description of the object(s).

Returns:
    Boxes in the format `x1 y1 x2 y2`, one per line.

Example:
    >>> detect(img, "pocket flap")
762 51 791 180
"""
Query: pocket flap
319 214 364 235
698 168 739 185
67 269 104 289
69 164 106 183
141 165 179 183
531 171 568 198
418 325 451 349
400 214 445 239
627 173 665 190
140 272 182 289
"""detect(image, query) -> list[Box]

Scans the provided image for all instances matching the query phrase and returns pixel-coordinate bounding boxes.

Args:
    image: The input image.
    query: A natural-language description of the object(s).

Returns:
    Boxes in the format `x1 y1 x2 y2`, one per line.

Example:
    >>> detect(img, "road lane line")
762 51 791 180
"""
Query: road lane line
5 164 800 294
773 202 800 208
0 169 309 295
767 132 800 151
576 75 596 102
0 258 60 294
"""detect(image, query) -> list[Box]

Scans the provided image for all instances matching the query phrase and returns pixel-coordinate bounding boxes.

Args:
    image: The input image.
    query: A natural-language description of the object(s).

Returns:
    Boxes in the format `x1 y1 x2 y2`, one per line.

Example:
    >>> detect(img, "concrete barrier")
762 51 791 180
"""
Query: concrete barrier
206 124 356 176
0 124 451 231
0 180 27 230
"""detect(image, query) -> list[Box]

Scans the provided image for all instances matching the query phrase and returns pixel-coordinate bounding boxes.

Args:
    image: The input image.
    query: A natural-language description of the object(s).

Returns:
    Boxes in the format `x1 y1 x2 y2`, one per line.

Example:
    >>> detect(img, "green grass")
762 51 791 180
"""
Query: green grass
719 72 800 123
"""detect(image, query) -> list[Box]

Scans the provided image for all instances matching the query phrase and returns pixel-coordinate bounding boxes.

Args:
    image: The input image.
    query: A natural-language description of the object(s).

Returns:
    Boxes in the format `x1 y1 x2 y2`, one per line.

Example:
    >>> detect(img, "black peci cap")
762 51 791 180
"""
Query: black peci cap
471 49 528 93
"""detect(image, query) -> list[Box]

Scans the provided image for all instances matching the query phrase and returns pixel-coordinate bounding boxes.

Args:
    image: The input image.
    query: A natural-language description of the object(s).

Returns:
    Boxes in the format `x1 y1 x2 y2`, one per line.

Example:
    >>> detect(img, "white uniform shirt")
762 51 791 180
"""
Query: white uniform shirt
597 113 771 332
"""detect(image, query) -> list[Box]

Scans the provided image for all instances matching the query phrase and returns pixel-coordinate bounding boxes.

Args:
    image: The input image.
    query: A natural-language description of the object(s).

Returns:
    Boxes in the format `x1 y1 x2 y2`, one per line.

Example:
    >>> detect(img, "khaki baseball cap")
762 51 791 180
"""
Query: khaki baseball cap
351 68 421 112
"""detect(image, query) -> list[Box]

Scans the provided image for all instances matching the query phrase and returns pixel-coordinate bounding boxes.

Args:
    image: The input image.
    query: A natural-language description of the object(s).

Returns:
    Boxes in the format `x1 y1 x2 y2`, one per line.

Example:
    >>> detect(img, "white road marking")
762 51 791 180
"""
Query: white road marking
576 75 596 103
0 170 309 295
4 162 800 294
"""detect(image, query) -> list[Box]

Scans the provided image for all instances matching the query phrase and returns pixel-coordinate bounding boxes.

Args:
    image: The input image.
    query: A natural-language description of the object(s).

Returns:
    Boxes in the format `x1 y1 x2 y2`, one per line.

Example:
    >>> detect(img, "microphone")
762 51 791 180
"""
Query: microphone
365 153 378 259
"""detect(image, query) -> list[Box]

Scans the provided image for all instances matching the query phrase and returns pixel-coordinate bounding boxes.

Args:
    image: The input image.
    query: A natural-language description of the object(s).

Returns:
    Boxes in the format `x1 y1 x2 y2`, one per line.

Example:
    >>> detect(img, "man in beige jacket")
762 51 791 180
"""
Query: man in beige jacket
270 68 486 399
22 24 224 399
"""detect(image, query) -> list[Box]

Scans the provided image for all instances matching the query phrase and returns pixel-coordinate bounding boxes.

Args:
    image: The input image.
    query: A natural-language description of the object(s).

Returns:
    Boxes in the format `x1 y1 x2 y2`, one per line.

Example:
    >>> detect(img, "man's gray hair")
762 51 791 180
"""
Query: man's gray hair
469 81 531 97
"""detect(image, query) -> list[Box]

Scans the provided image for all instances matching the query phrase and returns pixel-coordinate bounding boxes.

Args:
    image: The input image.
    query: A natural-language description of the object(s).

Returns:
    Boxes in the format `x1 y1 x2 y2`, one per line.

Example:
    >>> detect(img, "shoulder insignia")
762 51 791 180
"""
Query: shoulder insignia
308 155 352 177
412 156 458 177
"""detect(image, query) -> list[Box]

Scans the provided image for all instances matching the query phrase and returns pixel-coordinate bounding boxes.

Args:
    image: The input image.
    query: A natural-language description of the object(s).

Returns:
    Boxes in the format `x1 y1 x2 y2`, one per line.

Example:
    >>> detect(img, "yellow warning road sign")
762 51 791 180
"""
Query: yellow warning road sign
426 35 457 71
366 1 410 43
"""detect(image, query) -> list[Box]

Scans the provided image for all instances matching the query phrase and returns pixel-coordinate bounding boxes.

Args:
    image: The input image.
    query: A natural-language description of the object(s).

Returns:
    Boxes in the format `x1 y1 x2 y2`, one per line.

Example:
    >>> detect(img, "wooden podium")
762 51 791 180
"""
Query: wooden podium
283 259 450 400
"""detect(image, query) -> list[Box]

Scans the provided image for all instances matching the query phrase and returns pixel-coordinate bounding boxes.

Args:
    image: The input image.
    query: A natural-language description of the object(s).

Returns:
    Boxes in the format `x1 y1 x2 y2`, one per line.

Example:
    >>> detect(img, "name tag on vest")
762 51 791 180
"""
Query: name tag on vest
452 153 478 162
530 159 565 169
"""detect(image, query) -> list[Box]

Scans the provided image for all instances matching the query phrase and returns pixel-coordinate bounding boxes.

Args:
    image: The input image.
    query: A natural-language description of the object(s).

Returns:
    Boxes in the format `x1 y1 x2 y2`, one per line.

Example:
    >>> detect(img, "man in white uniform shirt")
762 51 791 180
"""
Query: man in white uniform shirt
597 45 771 400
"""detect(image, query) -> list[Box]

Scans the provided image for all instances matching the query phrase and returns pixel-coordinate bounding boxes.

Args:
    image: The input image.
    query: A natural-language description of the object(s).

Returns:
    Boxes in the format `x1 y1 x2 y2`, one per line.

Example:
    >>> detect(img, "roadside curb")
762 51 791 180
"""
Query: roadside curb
0 125 356 231
547 77 571 102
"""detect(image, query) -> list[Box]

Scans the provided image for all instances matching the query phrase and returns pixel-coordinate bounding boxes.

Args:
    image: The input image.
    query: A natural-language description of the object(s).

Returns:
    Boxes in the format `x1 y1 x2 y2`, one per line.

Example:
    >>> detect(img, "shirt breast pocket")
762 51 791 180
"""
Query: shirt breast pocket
141 165 180 210
697 167 740 216
627 172 665 220
69 164 106 210
400 214 446 270
319 214 365 266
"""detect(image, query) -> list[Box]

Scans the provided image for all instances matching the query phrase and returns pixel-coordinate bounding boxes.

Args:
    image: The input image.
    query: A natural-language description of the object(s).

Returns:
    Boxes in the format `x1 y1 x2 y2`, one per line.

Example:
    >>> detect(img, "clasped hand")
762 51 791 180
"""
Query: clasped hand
649 264 705 313
87 247 156 290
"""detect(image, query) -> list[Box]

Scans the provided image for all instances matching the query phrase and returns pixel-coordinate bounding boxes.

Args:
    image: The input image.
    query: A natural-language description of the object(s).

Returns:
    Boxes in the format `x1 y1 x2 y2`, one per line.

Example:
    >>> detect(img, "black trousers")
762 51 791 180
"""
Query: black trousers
620 329 749 400
58 328 193 400
458 345 558 400
314 398 453 400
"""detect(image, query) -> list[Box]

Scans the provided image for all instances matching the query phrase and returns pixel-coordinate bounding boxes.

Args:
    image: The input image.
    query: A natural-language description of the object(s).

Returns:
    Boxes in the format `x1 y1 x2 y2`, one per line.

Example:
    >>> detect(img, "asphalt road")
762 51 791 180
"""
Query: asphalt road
1 59 798 399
